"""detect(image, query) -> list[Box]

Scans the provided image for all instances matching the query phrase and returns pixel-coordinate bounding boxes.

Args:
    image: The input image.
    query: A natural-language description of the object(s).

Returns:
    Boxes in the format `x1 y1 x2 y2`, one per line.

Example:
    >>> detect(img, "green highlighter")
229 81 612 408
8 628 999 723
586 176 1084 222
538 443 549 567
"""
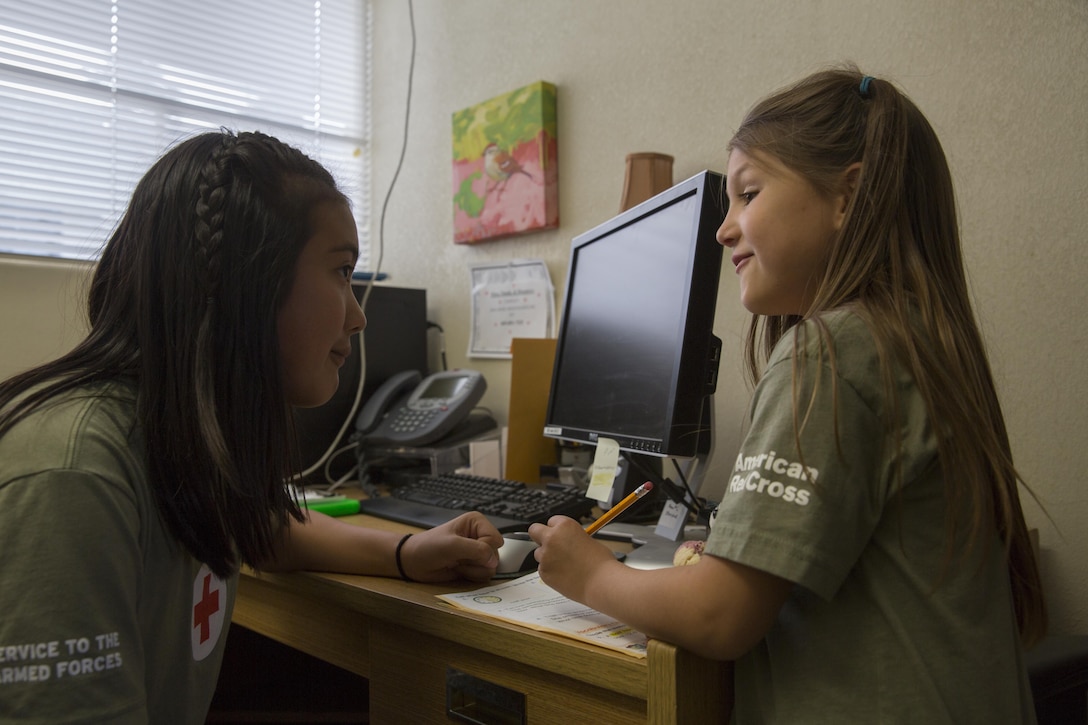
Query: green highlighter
301 496 361 517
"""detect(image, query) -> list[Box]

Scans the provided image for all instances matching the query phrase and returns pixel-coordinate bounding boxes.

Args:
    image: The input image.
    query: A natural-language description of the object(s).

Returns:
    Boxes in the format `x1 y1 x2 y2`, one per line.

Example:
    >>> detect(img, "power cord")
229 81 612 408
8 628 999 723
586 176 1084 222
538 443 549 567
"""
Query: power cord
427 321 447 371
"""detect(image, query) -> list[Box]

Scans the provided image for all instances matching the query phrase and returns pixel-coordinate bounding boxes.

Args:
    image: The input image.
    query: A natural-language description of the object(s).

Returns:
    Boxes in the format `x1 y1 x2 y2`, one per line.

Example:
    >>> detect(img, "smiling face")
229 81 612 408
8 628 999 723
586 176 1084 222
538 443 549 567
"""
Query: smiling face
277 200 367 408
716 149 848 317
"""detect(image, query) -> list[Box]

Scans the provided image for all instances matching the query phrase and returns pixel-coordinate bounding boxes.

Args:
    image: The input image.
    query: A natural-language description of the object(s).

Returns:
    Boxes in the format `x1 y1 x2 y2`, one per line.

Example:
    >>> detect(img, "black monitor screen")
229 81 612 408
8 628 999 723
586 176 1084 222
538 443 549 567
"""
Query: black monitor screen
544 171 725 459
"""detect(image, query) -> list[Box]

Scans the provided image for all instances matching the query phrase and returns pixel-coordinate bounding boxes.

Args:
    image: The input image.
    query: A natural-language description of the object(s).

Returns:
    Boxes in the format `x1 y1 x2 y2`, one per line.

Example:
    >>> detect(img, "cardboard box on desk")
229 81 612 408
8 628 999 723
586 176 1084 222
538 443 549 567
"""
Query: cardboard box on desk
505 337 557 483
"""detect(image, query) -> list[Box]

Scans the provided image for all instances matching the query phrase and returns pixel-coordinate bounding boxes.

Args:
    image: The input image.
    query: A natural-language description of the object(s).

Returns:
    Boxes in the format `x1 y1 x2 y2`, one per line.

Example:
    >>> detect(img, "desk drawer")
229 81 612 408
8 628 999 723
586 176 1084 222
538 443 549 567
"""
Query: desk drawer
370 621 644 723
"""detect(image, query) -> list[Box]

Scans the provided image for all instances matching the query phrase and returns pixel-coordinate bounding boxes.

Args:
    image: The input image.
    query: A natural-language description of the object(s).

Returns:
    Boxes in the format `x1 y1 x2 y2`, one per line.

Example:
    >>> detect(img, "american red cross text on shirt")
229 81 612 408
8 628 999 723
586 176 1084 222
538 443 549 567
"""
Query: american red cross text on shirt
193 573 220 644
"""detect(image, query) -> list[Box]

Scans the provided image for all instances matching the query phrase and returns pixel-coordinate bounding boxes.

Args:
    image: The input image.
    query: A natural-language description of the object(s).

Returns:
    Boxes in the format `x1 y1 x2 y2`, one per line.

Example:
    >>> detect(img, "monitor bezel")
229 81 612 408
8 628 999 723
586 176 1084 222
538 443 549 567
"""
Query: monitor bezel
543 170 726 459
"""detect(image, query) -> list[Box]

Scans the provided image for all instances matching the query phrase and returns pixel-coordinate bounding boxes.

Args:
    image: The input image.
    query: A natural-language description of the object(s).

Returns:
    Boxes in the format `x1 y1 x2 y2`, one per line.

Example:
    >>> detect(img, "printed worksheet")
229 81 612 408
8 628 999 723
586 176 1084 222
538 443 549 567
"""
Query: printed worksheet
437 572 648 658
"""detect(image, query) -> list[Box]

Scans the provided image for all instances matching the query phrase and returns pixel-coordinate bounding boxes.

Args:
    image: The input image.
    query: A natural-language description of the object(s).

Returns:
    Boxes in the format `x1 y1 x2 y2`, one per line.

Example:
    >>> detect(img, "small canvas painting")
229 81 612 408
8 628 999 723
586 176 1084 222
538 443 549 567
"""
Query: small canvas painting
452 81 558 244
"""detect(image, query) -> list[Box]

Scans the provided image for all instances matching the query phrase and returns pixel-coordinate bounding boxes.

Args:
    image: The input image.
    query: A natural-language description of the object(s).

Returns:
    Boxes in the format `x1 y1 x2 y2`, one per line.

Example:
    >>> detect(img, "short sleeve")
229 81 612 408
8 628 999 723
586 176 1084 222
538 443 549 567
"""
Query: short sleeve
0 469 148 722
705 320 891 600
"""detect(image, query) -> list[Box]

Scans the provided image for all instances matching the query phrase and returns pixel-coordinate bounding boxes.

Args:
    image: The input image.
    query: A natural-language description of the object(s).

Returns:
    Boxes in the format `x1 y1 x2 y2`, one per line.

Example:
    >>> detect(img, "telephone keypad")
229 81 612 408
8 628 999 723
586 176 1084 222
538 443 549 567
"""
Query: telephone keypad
389 407 438 432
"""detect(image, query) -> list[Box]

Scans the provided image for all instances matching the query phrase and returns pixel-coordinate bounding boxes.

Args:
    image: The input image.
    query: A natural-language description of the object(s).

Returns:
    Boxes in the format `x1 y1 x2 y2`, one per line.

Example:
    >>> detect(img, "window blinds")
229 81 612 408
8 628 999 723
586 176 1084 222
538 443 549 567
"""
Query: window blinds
0 0 371 267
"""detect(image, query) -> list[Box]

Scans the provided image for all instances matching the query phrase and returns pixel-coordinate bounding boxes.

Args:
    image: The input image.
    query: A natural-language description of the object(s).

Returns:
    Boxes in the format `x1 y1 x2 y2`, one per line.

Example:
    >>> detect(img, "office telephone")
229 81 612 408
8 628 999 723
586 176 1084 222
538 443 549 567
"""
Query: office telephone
355 369 489 447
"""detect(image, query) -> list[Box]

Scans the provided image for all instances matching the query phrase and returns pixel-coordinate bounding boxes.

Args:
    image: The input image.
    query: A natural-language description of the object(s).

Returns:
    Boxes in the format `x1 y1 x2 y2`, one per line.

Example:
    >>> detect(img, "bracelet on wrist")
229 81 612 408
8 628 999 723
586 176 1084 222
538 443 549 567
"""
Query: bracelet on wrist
395 533 415 582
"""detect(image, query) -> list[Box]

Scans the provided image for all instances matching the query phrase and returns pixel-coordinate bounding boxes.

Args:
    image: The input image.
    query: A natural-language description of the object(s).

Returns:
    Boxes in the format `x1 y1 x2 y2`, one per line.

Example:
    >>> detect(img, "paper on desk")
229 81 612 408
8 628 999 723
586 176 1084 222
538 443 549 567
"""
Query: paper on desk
437 572 648 658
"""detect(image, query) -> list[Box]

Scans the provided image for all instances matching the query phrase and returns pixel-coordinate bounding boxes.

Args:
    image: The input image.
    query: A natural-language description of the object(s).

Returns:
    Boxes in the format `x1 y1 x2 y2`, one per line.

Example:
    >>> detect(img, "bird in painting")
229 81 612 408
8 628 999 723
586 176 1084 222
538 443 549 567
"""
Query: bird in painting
483 143 532 196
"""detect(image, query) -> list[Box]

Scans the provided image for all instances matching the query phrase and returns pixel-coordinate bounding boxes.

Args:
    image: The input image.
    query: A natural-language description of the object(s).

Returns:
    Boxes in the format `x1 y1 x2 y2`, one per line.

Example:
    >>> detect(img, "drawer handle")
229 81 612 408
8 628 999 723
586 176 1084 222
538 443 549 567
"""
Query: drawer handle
446 667 526 725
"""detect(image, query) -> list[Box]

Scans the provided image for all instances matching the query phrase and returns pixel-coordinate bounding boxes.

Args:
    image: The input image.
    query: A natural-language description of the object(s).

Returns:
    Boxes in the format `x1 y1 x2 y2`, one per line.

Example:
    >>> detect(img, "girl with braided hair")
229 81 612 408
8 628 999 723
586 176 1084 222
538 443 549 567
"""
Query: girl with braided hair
0 130 502 723
528 66 1046 722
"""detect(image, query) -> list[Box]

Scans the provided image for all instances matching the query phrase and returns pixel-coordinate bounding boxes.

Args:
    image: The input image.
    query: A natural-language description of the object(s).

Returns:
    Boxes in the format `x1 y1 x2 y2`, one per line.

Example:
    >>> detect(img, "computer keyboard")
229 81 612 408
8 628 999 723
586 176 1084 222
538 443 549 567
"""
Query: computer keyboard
357 472 596 532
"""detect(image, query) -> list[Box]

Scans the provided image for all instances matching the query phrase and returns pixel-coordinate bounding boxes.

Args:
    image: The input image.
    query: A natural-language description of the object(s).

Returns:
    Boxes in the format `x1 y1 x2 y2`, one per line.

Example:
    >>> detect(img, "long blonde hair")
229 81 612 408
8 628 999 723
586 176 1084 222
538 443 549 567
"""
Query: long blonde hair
731 65 1046 646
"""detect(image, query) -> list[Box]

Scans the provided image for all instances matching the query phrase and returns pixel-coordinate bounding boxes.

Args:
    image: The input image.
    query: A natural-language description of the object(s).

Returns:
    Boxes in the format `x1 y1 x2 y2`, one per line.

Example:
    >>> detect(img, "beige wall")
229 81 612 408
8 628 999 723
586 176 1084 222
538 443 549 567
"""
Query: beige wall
0 256 91 380
367 0 1088 634
2 0 1085 634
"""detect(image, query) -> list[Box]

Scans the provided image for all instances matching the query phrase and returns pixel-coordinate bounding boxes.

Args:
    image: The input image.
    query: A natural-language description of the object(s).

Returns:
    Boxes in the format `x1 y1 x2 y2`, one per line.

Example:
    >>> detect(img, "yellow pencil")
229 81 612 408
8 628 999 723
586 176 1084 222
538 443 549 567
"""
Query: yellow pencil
585 481 654 535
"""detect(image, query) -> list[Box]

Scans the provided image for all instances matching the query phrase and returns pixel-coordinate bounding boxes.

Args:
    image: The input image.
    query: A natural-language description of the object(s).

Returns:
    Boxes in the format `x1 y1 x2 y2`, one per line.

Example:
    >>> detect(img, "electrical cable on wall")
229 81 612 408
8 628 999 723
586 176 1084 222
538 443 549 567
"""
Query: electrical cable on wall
296 0 417 485
427 321 448 371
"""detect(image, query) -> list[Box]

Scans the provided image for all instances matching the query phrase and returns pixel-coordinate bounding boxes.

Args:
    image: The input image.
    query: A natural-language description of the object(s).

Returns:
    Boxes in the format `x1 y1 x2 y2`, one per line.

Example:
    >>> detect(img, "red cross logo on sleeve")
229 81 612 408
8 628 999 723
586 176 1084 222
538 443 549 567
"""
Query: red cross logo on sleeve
191 563 227 661
193 573 220 644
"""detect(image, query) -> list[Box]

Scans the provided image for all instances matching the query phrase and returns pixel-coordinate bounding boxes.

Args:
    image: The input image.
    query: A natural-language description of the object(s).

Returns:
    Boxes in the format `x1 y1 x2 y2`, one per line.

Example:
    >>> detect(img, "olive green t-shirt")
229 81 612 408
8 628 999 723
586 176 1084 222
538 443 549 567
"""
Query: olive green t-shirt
0 381 236 724
706 309 1035 724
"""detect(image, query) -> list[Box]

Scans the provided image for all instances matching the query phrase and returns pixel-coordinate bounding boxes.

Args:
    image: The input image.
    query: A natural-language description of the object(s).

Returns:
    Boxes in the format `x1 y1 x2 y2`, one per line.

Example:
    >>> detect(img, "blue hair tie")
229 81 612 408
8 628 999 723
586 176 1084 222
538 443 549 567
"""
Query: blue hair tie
859 76 874 97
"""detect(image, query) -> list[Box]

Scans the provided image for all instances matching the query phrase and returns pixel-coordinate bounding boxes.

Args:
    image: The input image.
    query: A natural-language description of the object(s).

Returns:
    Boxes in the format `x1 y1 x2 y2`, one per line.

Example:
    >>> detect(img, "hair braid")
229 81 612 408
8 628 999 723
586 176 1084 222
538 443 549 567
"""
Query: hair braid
194 134 236 304
190 133 244 496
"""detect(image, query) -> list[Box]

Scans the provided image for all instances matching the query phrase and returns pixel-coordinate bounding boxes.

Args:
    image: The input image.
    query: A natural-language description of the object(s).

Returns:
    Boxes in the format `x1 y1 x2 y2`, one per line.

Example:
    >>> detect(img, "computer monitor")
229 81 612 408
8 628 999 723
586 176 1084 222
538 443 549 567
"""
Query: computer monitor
543 170 726 524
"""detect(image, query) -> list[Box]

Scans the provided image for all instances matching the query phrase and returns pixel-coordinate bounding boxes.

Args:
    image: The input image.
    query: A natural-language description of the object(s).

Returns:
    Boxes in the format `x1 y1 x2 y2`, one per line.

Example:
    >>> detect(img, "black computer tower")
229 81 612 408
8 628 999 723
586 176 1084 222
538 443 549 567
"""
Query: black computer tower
292 282 429 483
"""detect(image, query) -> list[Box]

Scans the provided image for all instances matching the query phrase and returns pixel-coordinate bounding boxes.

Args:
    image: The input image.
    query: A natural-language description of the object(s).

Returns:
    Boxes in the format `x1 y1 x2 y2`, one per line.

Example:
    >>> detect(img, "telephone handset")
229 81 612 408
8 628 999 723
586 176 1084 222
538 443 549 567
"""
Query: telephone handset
355 369 487 448
355 370 422 436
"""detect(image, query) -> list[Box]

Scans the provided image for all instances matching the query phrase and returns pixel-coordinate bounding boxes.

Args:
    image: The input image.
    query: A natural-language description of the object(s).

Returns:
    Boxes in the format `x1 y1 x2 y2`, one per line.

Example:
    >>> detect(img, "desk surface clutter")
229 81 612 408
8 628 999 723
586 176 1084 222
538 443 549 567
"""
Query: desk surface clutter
234 509 732 724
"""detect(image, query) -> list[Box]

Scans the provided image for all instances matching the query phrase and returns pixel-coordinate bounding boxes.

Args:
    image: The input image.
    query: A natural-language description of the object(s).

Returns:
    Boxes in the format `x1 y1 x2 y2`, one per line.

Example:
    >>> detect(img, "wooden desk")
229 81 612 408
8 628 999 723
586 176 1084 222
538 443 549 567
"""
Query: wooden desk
232 513 732 723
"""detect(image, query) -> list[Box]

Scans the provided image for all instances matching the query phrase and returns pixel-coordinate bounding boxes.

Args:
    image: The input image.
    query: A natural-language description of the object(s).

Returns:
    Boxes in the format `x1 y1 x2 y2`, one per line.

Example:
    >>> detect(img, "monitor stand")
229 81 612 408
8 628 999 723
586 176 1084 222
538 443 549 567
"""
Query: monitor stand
592 396 716 569
652 453 709 540
652 394 715 541
593 522 688 570
596 519 711 569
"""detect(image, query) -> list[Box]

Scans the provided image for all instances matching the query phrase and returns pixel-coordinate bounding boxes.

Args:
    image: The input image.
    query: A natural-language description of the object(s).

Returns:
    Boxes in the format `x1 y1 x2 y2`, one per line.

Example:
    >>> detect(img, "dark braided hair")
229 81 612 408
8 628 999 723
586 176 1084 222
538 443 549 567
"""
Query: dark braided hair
194 134 233 304
0 129 349 577
193 134 235 481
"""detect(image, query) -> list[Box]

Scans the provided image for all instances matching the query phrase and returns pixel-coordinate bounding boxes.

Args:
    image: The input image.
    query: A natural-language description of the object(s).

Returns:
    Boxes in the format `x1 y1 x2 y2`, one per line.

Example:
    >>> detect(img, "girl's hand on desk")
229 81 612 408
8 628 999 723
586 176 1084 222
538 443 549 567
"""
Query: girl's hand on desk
528 516 622 603
402 512 503 583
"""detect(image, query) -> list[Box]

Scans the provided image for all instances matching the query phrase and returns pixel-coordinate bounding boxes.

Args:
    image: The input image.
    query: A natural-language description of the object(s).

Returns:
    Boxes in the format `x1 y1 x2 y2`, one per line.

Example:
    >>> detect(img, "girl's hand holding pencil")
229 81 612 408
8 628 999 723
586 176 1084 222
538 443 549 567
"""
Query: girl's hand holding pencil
584 481 654 535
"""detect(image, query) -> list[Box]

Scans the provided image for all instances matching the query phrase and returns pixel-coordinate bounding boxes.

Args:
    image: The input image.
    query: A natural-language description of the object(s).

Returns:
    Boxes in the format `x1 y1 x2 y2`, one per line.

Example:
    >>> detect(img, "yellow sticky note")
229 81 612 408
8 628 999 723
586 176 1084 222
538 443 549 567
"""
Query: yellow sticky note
585 437 620 502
